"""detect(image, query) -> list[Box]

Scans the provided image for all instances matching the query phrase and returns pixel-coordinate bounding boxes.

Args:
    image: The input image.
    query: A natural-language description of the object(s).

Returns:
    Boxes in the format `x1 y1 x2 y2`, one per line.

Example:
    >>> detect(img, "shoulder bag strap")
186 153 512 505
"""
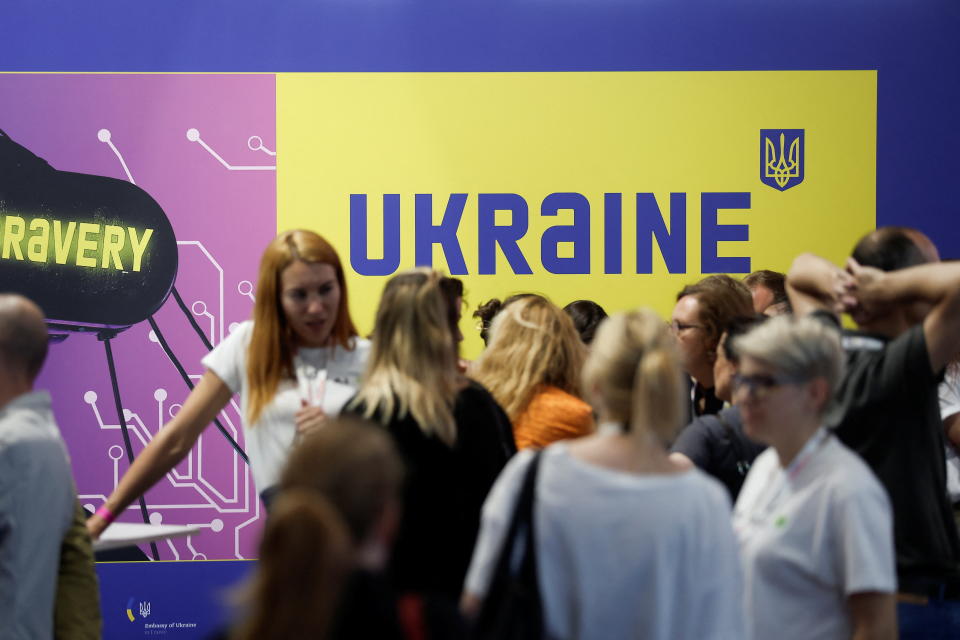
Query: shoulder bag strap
473 449 545 637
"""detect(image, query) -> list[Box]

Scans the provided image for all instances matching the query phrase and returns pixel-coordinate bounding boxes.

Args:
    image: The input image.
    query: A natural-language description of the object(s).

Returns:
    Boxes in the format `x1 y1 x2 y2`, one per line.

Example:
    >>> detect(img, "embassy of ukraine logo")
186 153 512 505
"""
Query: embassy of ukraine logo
126 596 150 622
760 129 804 191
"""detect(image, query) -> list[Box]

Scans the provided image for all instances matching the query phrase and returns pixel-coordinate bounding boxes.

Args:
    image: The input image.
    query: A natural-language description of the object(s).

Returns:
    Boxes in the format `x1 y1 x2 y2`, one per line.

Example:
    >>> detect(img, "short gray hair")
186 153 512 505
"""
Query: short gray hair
733 315 845 399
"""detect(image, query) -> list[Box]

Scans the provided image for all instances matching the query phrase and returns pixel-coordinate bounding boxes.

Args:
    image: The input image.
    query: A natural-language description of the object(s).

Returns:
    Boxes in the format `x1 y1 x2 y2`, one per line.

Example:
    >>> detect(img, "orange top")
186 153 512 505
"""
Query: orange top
513 385 595 450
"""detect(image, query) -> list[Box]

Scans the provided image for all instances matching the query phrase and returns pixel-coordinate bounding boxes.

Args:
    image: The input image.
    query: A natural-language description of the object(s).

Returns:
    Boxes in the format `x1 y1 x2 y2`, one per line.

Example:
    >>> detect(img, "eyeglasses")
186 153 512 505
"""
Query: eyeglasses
668 320 704 334
732 372 805 398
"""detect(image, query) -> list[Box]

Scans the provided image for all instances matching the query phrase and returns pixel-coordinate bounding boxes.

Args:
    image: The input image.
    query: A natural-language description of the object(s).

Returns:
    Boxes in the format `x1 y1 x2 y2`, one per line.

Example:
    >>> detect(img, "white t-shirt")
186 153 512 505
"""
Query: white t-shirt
464 443 744 640
938 367 960 502
733 429 895 640
201 321 369 492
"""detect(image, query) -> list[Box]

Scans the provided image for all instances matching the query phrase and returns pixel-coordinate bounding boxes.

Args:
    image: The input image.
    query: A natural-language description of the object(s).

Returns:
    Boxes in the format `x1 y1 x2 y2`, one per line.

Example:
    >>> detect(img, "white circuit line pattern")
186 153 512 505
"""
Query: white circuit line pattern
237 280 256 303
178 240 227 345
78 128 266 560
96 129 136 184
247 135 276 157
186 128 276 171
79 243 259 560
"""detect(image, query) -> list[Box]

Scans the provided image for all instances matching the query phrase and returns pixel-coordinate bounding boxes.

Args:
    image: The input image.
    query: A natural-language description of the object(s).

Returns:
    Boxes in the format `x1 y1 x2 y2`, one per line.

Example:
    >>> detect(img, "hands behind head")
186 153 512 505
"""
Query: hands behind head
842 258 891 324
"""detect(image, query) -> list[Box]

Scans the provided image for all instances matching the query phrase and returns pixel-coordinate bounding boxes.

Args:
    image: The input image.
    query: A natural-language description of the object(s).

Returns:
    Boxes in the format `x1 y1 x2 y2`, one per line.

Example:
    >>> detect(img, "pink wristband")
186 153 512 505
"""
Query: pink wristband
95 505 116 525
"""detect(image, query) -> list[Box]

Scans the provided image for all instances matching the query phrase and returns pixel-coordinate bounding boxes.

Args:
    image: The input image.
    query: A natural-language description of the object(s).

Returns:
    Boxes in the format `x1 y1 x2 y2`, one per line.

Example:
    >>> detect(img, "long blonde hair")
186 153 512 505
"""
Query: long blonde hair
348 269 460 445
471 296 586 419
246 230 358 426
582 309 685 443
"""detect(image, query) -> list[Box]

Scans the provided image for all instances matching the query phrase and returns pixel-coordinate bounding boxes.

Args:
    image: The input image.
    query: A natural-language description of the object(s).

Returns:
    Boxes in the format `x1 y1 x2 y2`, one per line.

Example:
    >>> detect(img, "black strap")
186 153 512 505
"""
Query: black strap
473 450 544 639
514 451 542 597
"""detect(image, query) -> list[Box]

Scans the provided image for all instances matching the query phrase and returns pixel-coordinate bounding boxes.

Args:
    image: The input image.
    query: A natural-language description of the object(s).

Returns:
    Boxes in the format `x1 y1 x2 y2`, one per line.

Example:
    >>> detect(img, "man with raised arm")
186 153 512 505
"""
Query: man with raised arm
787 227 960 627
0 295 78 639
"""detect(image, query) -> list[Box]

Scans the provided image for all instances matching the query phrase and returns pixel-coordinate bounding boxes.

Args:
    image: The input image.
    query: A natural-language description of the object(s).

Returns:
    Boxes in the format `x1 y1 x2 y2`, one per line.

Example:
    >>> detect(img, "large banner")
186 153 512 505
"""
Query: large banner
281 70 876 355
1 74 276 563
0 70 877 565
0 69 876 568
3 2 957 638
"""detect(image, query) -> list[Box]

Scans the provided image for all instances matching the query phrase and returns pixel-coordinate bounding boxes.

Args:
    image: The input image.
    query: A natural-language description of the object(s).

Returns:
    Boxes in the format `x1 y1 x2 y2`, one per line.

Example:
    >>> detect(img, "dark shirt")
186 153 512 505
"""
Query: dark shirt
684 376 724 425
671 406 766 502
345 381 515 597
330 570 466 640
816 312 960 579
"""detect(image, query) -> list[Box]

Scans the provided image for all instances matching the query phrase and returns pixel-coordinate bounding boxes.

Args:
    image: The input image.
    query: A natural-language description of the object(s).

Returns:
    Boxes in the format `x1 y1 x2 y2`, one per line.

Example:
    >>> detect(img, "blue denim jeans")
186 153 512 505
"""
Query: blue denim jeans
898 599 960 639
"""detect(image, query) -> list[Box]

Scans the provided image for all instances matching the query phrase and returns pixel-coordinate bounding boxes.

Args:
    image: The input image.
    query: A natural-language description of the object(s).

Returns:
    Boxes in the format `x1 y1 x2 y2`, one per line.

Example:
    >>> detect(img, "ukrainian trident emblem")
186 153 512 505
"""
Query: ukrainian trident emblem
760 129 804 191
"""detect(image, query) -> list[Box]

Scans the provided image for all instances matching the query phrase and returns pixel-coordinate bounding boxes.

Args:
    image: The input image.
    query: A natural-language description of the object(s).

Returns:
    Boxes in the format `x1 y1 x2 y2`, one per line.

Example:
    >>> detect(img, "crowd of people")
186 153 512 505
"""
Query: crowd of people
3 225 960 639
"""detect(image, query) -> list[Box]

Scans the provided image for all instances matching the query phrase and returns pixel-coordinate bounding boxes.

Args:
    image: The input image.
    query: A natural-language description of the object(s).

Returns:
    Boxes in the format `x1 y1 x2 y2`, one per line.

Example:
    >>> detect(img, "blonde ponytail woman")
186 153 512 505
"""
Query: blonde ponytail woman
344 269 514 598
463 309 744 640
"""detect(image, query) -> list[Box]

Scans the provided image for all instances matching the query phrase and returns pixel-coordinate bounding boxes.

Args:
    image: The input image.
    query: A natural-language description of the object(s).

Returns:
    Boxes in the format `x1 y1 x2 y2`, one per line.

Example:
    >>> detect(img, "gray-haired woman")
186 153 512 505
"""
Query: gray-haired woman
732 315 896 640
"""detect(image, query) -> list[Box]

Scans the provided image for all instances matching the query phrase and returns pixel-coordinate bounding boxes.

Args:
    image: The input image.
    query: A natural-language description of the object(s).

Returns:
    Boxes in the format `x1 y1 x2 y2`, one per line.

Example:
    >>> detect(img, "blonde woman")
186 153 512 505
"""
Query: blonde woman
463 309 743 640
88 230 368 538
344 269 514 598
471 296 594 450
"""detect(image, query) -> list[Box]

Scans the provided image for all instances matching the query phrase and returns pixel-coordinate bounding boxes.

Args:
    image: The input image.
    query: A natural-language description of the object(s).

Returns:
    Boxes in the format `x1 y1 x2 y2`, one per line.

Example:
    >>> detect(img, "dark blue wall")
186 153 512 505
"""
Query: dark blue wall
5 0 959 256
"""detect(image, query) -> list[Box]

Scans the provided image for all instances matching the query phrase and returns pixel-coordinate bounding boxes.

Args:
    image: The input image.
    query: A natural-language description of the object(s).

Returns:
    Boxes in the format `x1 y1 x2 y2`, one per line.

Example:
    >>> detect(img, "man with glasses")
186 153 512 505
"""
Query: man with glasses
670 315 768 501
787 226 960 632
670 275 754 423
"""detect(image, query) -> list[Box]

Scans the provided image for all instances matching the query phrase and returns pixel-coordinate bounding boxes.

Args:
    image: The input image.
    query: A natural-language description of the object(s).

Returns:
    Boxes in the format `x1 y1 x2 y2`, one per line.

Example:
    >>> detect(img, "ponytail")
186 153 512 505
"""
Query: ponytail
584 308 685 441
631 344 685 443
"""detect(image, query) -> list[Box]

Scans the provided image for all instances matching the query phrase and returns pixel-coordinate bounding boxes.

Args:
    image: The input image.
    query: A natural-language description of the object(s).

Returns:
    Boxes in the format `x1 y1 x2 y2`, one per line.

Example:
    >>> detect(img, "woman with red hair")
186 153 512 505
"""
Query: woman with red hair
88 230 368 538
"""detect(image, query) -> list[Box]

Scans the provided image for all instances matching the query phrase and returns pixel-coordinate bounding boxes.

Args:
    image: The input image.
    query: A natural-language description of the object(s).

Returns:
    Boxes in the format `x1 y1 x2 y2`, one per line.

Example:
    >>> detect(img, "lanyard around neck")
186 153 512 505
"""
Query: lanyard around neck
782 427 830 481
750 427 830 523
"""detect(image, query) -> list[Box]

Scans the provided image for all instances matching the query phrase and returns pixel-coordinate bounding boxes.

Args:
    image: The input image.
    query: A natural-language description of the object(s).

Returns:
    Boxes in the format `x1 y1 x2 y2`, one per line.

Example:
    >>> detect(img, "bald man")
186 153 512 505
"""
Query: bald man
0 295 78 639
788 227 960 630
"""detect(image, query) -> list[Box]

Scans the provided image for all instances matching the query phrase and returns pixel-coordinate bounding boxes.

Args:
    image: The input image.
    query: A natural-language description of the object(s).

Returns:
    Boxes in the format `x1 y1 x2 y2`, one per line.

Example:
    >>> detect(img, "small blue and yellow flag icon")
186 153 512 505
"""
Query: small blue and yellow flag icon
761 129 804 191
